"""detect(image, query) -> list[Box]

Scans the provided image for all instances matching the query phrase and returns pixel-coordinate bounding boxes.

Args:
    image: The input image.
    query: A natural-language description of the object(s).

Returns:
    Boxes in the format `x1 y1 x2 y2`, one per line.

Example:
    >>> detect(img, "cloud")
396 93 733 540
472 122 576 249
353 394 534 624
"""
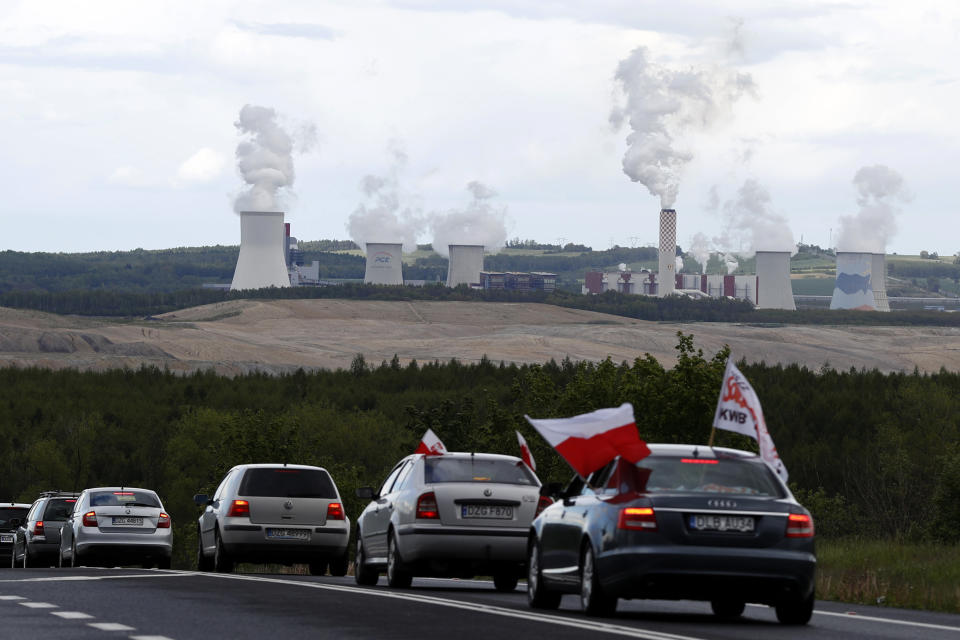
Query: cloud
176 147 226 184
107 166 151 187
232 21 340 40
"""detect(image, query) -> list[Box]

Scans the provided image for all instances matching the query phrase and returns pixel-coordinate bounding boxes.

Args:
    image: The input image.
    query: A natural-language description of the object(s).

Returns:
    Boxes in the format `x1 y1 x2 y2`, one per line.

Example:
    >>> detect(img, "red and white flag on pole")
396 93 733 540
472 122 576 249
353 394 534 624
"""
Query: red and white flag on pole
712 359 788 482
516 431 536 471
524 403 650 477
415 429 448 456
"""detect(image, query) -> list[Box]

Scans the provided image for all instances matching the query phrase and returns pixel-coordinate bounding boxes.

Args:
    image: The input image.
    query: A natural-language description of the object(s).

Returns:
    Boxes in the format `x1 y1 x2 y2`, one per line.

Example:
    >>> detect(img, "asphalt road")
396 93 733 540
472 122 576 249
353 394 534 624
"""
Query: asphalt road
1 568 959 640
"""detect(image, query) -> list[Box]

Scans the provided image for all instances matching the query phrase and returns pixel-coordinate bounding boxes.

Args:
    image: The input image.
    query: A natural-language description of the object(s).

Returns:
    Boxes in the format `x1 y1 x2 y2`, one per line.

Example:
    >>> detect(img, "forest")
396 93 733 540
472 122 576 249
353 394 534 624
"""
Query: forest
2 332 958 568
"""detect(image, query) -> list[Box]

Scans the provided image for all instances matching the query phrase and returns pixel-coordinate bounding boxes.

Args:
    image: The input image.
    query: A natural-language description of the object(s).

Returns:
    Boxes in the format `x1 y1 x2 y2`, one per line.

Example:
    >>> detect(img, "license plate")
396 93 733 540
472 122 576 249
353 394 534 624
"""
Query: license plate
0 534 12 544
266 528 310 540
689 514 755 533
112 517 143 526
461 505 514 519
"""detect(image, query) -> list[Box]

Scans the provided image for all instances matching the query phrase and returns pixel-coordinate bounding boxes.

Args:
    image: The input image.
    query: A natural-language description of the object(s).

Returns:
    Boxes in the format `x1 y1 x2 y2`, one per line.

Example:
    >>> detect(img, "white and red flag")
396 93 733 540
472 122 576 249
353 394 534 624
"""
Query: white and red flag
524 403 650 477
712 359 788 482
415 429 448 456
516 431 536 471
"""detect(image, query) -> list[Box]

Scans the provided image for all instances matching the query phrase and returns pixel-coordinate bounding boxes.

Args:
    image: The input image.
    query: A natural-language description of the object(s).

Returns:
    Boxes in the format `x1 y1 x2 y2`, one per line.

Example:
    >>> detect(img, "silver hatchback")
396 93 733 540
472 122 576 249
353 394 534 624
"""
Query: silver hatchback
194 463 350 575
355 452 550 590
59 487 173 568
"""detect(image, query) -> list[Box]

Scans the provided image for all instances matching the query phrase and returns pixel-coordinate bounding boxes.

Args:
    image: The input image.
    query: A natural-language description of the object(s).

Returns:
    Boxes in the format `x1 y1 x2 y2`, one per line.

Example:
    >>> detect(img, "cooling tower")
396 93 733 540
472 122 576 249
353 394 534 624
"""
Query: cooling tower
446 244 484 288
364 242 404 285
755 251 796 310
830 251 877 310
871 253 890 312
230 211 291 291
658 209 677 297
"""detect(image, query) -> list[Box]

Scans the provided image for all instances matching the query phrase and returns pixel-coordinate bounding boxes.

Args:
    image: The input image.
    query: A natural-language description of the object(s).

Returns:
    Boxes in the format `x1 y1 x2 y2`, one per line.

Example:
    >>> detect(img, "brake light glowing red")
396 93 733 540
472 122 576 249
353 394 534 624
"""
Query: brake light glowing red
65 499 76 503
157 512 171 529
326 503 345 520
32 520 44 536
535 496 552 518
786 513 814 538
82 511 98 527
113 492 134 495
416 492 439 519
617 506 657 531
227 500 250 517
681 458 718 464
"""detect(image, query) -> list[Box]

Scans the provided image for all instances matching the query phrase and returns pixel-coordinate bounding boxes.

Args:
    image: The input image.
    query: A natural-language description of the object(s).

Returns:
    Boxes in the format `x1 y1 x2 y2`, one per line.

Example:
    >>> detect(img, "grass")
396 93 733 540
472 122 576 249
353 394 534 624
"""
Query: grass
817 539 960 612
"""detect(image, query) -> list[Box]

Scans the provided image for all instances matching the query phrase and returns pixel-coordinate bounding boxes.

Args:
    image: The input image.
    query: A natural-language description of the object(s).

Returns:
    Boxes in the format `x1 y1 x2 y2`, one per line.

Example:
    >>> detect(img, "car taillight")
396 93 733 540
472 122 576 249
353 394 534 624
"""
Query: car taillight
82 511 98 527
32 520 45 536
326 503 345 520
786 513 814 538
157 512 171 529
535 496 552 518
416 492 439 519
227 500 250 517
617 507 657 531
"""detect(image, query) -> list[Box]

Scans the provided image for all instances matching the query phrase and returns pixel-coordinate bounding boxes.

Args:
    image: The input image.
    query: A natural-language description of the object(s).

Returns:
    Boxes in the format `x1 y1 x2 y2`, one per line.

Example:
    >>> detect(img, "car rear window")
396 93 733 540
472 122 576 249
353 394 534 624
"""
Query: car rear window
611 455 784 497
88 491 162 508
238 468 337 498
0 507 29 527
43 499 77 520
424 458 538 486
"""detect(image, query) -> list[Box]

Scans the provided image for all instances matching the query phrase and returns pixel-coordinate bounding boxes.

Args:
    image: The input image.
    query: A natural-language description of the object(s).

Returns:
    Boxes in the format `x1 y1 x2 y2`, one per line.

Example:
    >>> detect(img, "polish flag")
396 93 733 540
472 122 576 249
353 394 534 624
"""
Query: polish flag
524 403 650 477
516 431 536 471
415 429 448 456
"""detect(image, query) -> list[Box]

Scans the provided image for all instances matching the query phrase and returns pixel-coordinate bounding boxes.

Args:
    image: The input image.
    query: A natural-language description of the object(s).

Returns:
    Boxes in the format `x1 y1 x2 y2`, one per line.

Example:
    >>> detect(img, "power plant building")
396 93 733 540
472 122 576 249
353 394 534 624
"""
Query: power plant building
231 211 291 291
480 271 556 292
754 251 796 310
447 244 485 288
364 242 404 285
830 251 889 311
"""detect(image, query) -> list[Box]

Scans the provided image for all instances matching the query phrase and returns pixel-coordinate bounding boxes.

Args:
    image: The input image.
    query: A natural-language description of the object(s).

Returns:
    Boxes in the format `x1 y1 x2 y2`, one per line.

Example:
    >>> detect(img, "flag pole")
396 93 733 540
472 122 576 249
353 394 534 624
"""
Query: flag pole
707 426 716 448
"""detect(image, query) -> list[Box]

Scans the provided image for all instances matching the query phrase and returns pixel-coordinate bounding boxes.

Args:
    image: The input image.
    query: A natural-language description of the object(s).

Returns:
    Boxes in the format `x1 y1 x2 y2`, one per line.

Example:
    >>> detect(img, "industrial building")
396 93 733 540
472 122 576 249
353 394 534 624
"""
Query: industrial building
479 272 557 292
830 251 889 311
364 242 404 285
447 244 485 287
231 211 292 291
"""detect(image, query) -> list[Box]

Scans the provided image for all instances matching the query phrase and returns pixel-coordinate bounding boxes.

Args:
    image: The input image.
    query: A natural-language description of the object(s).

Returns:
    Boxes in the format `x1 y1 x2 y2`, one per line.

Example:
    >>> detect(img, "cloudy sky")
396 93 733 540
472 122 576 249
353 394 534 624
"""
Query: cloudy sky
1 0 957 255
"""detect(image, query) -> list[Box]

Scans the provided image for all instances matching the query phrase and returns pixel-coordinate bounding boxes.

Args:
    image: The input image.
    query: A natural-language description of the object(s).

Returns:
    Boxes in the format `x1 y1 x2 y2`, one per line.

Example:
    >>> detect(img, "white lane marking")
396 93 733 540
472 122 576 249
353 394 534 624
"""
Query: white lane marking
89 622 137 631
130 636 176 640
52 611 95 619
0 573 189 583
199 572 703 640
816 609 960 633
0 595 26 600
19 601 57 608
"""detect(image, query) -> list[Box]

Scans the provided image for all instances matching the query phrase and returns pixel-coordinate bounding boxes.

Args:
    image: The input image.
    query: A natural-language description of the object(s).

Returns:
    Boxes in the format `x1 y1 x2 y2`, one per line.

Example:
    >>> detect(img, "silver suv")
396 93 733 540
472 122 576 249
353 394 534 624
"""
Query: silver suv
13 492 79 567
194 463 350 575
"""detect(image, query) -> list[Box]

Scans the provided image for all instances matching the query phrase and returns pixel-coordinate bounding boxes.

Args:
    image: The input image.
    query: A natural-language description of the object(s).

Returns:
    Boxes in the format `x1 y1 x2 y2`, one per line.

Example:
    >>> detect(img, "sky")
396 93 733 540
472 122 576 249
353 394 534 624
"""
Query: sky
0 0 957 256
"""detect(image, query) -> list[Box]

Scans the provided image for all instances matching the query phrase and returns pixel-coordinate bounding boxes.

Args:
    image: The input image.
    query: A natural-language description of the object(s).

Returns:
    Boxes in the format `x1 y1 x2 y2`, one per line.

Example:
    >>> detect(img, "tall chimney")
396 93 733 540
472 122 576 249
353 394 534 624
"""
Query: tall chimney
446 244 485 288
230 211 291 290
658 208 677 297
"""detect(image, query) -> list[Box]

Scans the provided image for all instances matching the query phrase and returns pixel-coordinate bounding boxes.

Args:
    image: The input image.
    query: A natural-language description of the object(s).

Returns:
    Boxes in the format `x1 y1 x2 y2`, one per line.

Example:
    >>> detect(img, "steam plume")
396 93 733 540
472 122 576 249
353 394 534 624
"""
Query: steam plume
232 104 315 213
835 165 909 253
611 47 754 207
715 179 795 257
430 181 508 258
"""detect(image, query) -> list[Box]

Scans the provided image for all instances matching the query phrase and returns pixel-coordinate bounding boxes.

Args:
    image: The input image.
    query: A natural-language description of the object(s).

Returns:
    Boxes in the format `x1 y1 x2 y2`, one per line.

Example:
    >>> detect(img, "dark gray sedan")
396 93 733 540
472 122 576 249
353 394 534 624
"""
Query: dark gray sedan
527 444 816 624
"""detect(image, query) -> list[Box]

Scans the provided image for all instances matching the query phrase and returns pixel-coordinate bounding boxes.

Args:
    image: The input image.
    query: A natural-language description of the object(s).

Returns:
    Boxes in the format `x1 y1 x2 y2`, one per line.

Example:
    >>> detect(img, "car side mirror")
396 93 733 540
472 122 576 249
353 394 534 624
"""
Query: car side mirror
356 487 376 500
193 494 212 506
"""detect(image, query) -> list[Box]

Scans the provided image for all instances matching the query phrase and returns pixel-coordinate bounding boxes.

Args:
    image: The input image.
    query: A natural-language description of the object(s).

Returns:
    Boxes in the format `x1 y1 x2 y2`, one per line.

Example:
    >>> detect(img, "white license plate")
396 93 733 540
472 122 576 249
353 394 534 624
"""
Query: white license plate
689 514 755 532
461 505 514 519
0 534 12 544
112 517 143 526
266 528 310 540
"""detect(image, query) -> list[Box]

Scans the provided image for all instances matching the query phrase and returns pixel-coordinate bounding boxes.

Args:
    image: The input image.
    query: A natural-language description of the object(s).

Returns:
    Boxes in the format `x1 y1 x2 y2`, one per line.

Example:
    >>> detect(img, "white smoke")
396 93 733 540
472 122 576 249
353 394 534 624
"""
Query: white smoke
688 232 713 272
835 165 910 253
715 179 795 258
610 46 755 208
232 104 315 213
346 143 425 254
675 256 684 273
429 181 508 258
723 253 739 274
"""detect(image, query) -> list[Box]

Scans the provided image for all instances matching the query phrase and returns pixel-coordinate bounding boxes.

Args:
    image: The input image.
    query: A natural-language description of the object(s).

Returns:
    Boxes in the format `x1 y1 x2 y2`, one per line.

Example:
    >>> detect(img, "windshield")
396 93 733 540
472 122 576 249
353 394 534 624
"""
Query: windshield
88 491 162 508
605 455 784 497
238 468 337 499
43 498 78 520
425 457 538 486
0 507 29 529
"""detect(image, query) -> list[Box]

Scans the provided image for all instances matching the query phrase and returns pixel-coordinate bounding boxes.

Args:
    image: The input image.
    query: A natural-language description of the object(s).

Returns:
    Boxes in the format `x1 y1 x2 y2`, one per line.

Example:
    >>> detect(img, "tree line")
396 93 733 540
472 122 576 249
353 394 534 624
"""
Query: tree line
2 333 959 567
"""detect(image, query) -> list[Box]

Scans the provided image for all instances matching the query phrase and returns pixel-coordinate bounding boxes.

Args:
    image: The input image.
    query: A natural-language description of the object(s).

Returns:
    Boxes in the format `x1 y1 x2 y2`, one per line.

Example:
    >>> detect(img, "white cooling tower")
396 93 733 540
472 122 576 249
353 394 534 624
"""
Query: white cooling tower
364 242 404 285
446 244 484 288
871 253 890 312
755 251 796 310
830 252 877 310
230 211 291 291
658 209 677 297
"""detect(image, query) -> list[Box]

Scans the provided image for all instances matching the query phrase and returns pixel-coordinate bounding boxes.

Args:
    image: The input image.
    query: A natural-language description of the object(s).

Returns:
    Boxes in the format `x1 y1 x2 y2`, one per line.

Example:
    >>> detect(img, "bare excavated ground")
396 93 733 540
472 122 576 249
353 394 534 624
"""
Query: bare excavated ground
2 299 959 375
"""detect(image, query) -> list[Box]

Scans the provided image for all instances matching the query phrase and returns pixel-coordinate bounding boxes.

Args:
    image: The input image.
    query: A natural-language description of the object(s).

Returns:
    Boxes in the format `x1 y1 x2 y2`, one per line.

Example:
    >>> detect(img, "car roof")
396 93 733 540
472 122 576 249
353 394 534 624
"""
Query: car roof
81 487 159 494
419 452 524 463
646 444 759 460
226 463 329 473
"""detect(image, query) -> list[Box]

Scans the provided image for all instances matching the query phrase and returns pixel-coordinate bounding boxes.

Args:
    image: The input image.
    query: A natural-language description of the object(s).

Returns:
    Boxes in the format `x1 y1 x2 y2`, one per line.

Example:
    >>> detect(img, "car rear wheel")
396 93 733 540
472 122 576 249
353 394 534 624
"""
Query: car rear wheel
158 557 171 570
329 551 349 577
580 545 616 617
711 599 745 619
776 590 814 625
354 536 379 586
197 529 213 572
527 540 561 610
493 571 519 592
309 560 328 576
386 532 412 588
213 529 234 573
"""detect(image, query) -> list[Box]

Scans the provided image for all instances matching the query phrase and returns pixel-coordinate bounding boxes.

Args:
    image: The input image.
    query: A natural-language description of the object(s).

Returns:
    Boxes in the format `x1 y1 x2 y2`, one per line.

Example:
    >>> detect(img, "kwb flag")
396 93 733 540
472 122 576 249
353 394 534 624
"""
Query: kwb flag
712 359 788 482
415 429 448 456
524 403 650 477
516 431 536 471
